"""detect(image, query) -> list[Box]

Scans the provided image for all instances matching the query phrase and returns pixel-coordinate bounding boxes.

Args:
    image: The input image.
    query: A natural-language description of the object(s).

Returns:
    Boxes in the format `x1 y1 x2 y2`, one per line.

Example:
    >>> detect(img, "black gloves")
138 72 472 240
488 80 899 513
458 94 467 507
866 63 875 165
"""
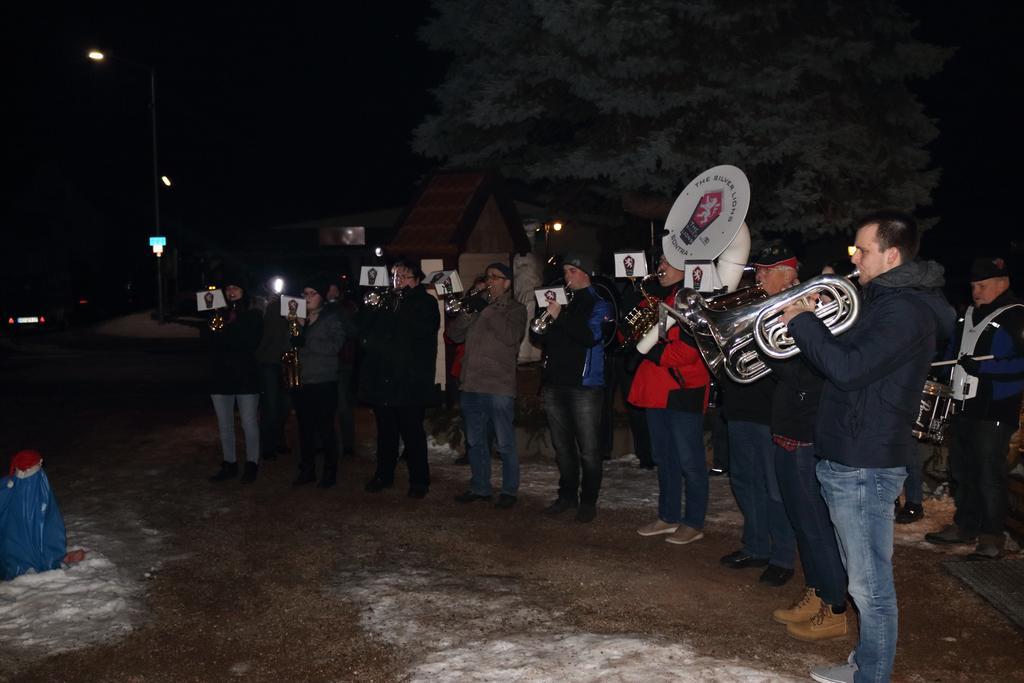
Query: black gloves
465 294 488 314
957 354 981 375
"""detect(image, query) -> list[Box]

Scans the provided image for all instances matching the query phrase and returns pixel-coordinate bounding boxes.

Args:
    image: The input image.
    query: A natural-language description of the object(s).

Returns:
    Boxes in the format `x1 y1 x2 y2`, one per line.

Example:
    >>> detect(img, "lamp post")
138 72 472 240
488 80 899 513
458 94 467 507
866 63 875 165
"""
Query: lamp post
88 49 165 322
543 220 563 261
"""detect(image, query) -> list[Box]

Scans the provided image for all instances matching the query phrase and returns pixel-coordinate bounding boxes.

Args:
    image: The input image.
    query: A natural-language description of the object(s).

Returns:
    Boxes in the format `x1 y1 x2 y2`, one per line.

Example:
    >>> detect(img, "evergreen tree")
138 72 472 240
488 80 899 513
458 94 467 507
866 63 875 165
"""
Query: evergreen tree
414 0 949 237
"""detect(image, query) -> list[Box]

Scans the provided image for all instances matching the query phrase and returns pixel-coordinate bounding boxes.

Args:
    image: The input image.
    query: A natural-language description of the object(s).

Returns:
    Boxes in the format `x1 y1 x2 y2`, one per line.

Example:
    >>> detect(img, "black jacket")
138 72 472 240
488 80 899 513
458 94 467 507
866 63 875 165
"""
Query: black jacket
537 285 612 388
788 261 955 468
204 303 263 395
357 285 441 406
766 356 824 443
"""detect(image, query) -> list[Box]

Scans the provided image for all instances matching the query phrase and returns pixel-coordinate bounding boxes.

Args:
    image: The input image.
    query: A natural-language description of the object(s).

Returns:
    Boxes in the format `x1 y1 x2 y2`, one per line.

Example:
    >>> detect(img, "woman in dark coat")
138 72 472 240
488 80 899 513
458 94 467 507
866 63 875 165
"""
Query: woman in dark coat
359 260 441 498
206 275 264 483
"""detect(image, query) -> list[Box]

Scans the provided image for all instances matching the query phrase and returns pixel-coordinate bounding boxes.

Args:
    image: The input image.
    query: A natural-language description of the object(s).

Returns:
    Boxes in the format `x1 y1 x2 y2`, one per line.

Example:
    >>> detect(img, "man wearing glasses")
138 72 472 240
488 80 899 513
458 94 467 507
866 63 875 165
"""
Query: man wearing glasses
359 260 441 498
447 263 527 508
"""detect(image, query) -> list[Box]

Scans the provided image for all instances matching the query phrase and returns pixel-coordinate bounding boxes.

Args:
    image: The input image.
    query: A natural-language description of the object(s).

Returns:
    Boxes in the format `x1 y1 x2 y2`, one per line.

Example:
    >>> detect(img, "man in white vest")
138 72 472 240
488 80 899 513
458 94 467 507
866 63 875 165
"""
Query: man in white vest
926 256 1024 559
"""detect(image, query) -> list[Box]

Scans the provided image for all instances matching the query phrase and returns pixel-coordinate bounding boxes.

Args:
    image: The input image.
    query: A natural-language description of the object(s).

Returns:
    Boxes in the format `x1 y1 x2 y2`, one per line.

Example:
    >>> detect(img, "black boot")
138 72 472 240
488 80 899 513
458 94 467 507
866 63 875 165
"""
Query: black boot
209 461 238 483
240 462 259 483
317 470 337 489
292 468 316 486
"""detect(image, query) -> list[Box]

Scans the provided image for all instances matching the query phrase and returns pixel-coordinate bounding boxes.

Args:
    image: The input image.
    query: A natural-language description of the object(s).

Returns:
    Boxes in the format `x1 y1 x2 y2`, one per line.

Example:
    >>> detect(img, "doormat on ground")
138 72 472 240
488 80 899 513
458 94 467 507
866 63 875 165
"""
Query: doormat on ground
943 559 1024 630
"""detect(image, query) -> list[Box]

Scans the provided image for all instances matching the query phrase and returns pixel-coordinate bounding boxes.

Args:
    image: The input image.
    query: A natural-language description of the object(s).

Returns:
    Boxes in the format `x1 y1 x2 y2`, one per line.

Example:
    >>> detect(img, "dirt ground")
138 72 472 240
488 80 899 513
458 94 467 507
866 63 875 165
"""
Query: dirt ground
2 341 1023 682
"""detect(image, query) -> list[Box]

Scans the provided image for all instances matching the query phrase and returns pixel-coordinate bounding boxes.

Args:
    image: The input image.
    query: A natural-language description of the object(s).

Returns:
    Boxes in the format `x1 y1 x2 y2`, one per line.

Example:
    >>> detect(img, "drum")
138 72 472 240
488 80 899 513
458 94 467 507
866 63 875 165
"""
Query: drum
912 380 955 443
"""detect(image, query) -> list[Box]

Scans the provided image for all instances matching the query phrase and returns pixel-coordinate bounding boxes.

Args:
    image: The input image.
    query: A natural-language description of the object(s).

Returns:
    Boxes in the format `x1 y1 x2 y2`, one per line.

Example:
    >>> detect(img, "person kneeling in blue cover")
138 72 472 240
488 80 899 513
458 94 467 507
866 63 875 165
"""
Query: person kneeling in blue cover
0 449 84 581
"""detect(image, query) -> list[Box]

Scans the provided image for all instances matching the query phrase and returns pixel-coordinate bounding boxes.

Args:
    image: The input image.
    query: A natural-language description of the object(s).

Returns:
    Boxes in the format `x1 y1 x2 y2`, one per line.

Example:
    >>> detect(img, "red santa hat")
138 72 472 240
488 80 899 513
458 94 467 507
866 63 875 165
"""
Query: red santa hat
9 449 43 476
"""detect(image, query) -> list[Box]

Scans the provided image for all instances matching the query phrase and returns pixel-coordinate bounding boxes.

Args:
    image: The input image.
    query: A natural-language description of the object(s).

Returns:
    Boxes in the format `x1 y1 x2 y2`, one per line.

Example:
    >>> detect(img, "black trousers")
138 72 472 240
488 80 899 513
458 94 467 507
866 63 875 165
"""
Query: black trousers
373 405 430 492
293 381 339 476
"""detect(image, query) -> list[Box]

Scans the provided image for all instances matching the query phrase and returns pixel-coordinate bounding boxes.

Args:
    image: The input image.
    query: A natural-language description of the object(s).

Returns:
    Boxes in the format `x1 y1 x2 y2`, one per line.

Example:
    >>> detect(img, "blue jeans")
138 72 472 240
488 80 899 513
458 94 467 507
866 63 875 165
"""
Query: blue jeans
543 385 603 505
775 445 846 606
646 409 707 529
948 415 1014 538
817 460 906 683
211 394 260 464
728 421 796 567
462 392 519 496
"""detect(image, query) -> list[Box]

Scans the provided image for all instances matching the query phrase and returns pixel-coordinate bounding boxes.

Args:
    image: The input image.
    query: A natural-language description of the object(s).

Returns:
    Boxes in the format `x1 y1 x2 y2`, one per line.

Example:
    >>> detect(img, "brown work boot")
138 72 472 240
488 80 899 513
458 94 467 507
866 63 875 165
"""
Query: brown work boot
773 586 820 625
786 602 848 642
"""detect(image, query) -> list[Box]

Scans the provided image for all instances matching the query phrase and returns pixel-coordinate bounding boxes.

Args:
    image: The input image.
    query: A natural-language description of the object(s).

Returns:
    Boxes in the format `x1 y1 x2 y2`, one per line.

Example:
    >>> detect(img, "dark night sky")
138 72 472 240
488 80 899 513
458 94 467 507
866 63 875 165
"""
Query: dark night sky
4 3 1023 302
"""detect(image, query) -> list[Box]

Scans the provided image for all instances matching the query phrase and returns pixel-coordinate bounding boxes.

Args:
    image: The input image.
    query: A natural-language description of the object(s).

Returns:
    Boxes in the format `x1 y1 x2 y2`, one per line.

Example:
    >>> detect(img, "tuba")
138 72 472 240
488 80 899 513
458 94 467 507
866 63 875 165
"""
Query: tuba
658 271 861 384
281 312 301 389
530 288 574 335
621 272 666 343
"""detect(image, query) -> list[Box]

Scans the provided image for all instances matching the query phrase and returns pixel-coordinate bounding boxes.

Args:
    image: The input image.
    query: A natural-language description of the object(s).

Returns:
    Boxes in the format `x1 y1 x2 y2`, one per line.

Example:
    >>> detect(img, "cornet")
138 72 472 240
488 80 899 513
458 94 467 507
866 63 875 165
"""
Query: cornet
657 271 861 384
445 287 490 316
621 272 666 342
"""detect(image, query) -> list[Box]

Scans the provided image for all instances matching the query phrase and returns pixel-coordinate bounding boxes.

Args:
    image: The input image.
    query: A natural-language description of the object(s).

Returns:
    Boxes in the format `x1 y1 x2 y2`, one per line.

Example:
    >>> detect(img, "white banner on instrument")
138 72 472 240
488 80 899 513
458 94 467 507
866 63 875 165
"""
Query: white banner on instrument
614 251 648 278
280 295 307 319
196 289 227 311
360 266 388 287
534 287 569 307
662 165 751 270
683 261 721 293
427 270 464 295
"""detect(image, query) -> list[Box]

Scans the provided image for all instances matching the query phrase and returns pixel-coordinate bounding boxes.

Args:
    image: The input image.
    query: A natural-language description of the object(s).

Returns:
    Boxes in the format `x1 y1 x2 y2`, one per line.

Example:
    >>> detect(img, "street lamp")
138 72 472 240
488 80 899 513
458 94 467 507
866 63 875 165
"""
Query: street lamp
88 48 165 322
543 220 565 259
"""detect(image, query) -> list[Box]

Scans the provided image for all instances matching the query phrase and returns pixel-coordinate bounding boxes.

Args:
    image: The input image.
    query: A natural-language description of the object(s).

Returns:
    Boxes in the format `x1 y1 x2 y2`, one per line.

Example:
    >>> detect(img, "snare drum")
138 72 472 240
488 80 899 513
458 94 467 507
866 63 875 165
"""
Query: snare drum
912 380 956 443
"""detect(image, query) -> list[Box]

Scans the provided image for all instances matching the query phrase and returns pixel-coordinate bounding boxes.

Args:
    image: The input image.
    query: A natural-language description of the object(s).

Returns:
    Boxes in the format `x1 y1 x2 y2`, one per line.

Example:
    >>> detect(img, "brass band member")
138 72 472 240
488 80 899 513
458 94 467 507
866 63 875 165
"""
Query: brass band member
536 253 613 523
360 260 441 498
207 272 264 483
448 263 527 507
629 254 710 544
291 277 347 488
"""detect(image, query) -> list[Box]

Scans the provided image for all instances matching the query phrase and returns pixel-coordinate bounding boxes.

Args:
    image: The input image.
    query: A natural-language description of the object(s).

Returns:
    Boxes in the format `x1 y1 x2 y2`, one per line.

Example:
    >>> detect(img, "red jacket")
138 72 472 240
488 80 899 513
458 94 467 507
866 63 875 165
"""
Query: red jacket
627 288 710 412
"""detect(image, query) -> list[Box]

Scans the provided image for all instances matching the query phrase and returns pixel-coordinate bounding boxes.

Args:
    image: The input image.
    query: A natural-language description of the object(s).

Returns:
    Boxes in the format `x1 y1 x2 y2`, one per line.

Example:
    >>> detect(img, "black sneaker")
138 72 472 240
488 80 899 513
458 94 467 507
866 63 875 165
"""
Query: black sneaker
454 491 492 503
895 502 924 524
240 462 259 484
575 504 597 523
759 565 795 587
495 494 517 509
925 524 977 545
408 488 428 499
317 472 337 489
542 498 577 515
709 467 728 477
209 461 238 483
364 478 392 493
292 470 316 487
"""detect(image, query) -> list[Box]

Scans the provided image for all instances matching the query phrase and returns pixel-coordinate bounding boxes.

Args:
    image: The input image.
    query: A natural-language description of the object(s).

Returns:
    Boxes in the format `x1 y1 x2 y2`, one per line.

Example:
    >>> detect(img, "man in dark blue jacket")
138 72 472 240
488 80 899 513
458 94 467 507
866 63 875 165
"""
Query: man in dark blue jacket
781 211 955 683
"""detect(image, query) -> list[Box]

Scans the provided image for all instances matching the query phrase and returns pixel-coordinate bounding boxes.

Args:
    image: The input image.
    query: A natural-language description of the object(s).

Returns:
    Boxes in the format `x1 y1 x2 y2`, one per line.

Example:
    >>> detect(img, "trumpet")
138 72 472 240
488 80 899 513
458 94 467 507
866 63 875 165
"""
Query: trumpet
445 287 490 316
621 272 666 342
363 287 403 311
530 288 574 335
657 271 860 384
281 312 301 389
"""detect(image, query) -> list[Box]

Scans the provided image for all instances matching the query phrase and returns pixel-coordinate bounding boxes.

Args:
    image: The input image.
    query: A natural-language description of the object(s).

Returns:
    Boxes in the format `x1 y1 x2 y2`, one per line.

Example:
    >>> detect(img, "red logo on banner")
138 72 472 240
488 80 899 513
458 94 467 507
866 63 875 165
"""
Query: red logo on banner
680 191 724 244
692 266 704 290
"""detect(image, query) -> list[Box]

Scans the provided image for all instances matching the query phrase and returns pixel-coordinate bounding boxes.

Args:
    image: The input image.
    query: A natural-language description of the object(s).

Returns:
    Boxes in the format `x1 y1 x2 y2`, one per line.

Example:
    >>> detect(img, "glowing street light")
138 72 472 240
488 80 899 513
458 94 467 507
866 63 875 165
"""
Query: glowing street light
161 175 172 187
552 221 563 232
88 50 105 61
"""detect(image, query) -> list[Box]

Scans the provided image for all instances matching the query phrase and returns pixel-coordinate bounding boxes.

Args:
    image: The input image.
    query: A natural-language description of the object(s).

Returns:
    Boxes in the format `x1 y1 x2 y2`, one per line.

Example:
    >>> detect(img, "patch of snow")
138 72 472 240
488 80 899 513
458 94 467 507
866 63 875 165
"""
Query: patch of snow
0 547 142 655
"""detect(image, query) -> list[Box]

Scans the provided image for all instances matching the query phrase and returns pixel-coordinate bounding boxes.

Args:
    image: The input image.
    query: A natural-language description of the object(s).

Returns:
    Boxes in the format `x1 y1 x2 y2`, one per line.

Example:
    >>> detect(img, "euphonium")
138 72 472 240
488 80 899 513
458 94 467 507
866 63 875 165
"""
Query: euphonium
530 288 574 335
622 272 666 342
444 287 490 316
208 309 225 332
281 312 301 389
658 271 860 384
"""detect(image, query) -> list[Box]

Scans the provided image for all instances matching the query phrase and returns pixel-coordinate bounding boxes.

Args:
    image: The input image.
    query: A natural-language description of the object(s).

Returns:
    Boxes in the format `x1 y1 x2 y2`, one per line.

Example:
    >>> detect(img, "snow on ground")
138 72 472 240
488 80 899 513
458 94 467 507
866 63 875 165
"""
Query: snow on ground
333 564 801 682
0 544 141 655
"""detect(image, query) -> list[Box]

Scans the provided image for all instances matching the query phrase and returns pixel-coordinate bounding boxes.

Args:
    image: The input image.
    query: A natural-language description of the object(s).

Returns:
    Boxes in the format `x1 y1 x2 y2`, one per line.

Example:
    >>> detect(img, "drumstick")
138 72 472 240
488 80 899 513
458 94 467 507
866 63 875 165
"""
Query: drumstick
930 354 994 367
